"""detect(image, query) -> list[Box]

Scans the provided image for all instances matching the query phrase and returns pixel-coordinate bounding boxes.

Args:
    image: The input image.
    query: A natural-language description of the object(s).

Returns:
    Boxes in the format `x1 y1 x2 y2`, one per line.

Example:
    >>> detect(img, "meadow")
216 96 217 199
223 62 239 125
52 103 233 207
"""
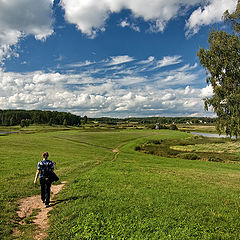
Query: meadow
1 126 240 239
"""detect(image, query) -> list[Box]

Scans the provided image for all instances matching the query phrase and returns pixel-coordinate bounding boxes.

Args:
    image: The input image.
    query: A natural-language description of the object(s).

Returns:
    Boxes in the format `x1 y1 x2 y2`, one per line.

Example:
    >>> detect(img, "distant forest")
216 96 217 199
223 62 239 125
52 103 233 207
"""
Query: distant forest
89 116 216 125
0 109 81 127
0 109 216 127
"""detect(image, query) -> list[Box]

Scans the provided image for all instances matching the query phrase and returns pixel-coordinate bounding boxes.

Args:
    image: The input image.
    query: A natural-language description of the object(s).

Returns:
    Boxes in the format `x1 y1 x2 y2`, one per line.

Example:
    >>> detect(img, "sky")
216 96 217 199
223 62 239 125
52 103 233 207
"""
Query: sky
0 0 238 118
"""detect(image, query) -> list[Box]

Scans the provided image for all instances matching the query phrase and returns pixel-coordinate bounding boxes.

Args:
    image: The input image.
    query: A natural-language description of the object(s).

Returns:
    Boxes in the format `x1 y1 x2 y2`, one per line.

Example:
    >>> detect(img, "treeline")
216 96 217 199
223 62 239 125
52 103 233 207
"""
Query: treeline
0 109 216 127
0 110 81 126
89 117 216 125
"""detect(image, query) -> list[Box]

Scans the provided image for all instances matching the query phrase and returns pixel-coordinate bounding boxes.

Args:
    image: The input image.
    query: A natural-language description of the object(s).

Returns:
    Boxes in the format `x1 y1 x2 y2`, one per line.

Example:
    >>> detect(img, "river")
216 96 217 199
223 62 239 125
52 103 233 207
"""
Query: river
0 131 17 135
191 132 232 138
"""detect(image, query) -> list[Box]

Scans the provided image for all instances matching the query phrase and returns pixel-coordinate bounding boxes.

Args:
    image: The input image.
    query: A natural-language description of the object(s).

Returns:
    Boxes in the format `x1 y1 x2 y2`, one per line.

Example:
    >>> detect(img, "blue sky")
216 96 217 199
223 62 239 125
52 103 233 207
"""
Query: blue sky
0 0 237 117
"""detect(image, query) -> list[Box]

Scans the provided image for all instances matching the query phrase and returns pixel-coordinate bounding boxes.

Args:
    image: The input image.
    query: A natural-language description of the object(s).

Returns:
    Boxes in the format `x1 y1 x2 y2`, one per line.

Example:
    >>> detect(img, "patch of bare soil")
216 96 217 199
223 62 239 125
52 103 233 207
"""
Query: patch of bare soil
14 181 66 240
112 149 120 161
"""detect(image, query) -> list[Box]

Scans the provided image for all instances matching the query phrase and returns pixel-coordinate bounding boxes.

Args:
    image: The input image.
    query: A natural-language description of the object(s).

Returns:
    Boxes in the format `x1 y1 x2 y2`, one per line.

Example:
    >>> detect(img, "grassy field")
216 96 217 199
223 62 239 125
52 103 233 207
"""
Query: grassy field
1 127 240 239
177 124 217 133
137 136 240 163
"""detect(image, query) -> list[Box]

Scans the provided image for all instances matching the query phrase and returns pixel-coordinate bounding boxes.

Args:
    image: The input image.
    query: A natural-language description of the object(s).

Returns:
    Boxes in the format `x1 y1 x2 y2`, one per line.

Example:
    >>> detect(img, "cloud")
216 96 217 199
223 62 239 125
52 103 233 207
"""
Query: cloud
61 55 199 89
201 84 213 98
106 55 135 66
185 0 238 36
65 60 95 68
0 53 213 117
151 63 199 88
60 0 238 38
139 56 155 65
60 0 202 37
155 55 182 69
119 19 140 32
135 56 183 74
161 93 176 101
0 0 54 61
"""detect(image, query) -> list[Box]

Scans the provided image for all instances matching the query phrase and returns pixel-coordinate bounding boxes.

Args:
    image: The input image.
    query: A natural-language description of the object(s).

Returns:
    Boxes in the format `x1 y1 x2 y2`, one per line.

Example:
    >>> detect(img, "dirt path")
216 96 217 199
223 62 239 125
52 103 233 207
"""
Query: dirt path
112 149 120 161
14 181 66 240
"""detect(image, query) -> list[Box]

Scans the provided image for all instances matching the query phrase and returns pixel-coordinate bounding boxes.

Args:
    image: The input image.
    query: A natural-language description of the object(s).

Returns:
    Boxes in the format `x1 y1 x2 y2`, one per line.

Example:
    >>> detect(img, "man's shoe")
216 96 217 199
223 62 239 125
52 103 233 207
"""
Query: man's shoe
45 204 50 208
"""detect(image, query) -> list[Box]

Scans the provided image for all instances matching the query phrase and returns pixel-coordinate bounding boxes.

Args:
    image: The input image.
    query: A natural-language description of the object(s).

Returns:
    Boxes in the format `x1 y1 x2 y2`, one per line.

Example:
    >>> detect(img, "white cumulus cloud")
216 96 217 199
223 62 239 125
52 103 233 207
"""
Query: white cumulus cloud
0 0 54 61
60 0 235 38
60 0 201 37
0 54 214 117
186 0 238 37
119 19 140 32
201 84 213 98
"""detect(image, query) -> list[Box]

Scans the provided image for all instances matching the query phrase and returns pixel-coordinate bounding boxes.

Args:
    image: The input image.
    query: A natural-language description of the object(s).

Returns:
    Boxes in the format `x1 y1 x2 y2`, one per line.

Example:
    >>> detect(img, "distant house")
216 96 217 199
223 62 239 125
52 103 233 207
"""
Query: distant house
155 123 160 129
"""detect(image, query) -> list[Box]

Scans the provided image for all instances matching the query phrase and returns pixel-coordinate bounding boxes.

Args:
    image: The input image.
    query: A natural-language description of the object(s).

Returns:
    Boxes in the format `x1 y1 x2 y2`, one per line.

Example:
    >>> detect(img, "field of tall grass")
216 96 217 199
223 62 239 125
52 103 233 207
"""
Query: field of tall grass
1 127 240 239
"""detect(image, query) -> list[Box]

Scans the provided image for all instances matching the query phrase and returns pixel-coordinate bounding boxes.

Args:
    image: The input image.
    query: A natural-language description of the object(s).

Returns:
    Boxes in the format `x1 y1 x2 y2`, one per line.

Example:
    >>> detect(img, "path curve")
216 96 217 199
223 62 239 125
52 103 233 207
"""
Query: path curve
14 181 66 240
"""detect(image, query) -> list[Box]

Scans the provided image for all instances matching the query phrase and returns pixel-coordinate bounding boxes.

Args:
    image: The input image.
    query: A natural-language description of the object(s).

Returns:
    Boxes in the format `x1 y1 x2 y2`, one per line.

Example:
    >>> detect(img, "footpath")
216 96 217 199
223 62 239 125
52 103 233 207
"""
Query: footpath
14 181 66 240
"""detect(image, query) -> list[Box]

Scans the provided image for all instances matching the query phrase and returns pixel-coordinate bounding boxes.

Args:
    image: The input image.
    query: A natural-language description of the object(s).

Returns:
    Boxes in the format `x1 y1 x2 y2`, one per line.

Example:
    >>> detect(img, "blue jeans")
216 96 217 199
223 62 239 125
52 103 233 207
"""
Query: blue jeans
40 178 51 205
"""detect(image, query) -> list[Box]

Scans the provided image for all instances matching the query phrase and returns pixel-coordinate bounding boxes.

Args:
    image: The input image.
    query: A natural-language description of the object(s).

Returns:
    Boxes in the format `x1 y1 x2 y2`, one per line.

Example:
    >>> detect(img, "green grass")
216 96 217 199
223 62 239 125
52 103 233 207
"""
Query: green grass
171 141 240 153
1 128 240 239
137 136 240 163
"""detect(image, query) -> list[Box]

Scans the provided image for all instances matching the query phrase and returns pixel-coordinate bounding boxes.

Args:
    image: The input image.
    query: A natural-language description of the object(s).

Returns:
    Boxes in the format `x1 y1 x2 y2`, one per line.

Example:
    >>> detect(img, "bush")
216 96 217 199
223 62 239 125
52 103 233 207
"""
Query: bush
147 140 162 145
177 153 200 160
169 124 178 130
208 156 223 162
135 146 141 151
20 119 30 128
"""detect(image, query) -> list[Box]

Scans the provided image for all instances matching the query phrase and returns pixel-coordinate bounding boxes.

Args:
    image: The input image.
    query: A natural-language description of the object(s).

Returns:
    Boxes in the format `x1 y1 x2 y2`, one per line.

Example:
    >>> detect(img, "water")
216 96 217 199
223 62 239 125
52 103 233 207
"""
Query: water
191 132 230 138
0 131 17 135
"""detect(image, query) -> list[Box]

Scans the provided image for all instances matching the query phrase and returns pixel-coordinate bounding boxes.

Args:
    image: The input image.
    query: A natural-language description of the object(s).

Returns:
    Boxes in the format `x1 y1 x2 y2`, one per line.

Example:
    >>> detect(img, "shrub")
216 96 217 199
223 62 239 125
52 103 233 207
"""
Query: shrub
135 146 141 151
177 153 200 160
147 140 162 145
208 156 223 162
169 124 178 130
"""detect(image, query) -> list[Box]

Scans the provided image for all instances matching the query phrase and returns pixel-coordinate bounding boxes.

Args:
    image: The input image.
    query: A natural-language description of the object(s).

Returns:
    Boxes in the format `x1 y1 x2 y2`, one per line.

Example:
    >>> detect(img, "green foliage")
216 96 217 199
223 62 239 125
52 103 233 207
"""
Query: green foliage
48 118 53 126
147 139 163 144
197 2 240 138
169 124 178 130
48 130 240 239
0 109 81 127
20 119 30 128
134 146 141 151
90 116 216 125
138 136 240 163
224 0 240 34
177 152 200 160
2 128 240 239
83 115 88 124
63 119 67 127
208 156 223 162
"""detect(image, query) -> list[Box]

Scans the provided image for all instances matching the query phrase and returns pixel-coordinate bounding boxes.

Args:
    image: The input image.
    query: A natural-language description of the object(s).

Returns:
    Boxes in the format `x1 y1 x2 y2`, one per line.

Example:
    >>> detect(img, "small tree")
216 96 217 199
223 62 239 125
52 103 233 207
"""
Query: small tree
197 1 240 138
169 124 178 131
20 119 30 128
48 118 53 126
63 119 67 127
83 115 88 124
10 117 15 126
